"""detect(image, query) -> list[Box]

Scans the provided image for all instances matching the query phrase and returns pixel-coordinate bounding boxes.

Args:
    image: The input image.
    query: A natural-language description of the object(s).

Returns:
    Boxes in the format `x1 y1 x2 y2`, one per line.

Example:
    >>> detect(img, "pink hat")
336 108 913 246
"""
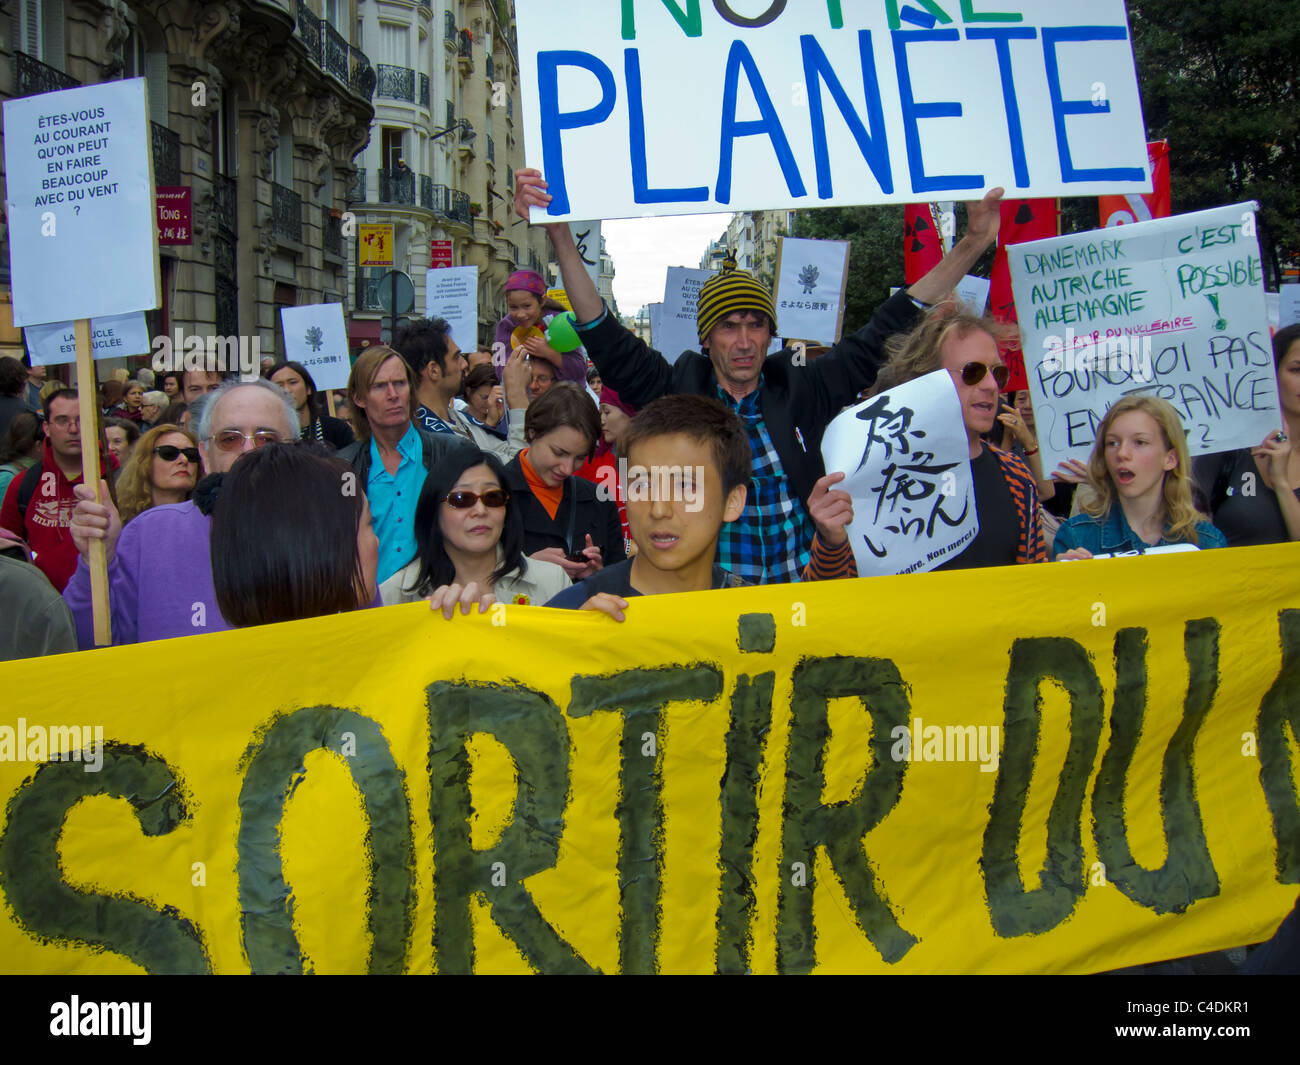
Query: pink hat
597 385 637 418
505 270 546 297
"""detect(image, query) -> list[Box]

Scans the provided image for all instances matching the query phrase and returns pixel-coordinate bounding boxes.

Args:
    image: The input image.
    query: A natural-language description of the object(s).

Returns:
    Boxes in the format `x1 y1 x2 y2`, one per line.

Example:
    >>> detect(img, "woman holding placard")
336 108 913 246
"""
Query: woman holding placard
1052 396 1226 560
1192 324 1300 546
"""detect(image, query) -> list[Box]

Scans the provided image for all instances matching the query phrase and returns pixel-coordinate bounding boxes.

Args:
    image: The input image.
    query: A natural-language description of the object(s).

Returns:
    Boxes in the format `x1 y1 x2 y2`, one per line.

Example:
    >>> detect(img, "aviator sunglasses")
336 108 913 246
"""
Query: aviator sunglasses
444 489 510 509
960 362 1010 389
211 429 283 452
154 444 200 463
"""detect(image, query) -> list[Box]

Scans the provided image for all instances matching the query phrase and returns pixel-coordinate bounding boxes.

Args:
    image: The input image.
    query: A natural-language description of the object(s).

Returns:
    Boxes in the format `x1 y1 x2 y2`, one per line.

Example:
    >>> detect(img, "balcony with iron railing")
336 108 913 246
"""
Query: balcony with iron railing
419 73 430 109
444 11 458 45
350 47 376 101
271 182 303 245
14 51 79 97
297 3 322 64
487 136 495 167
458 29 473 69
323 206 343 258
376 64 415 103
459 120 475 149
356 273 386 313
450 190 472 226
348 168 366 203
152 122 181 187
378 167 416 205
324 22 349 82
486 54 495 82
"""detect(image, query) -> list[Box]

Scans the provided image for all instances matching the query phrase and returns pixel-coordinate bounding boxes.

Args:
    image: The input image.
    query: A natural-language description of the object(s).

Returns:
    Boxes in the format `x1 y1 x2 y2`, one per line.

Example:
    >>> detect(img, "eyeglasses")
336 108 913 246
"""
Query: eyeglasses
960 362 1010 389
154 444 200 463
444 489 510 509
210 429 283 452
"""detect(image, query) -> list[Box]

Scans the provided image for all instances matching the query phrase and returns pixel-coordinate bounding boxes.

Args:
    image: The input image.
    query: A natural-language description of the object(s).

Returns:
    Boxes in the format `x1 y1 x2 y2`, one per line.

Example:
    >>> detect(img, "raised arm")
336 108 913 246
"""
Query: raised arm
907 188 1004 307
514 169 603 324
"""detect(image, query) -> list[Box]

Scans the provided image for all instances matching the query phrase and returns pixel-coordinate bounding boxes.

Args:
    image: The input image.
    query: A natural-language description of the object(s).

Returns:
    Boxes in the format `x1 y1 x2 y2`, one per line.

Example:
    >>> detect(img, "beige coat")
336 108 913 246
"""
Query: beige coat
379 545 571 607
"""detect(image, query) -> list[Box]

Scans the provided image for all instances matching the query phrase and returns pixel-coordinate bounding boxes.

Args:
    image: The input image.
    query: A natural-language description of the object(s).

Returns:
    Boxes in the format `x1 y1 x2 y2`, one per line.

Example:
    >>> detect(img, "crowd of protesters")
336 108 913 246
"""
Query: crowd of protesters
0 177 1297 662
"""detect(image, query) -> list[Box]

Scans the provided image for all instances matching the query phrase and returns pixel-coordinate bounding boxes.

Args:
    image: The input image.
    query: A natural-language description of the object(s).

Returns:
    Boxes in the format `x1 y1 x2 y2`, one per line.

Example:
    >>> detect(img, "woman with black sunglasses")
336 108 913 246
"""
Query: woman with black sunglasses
805 309 1046 580
113 422 203 524
379 446 569 609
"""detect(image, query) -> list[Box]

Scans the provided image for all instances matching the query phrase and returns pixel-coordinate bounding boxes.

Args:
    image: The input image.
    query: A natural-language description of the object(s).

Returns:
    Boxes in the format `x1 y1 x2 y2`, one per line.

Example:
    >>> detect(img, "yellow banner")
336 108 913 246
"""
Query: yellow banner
358 224 394 268
1 546 1298 974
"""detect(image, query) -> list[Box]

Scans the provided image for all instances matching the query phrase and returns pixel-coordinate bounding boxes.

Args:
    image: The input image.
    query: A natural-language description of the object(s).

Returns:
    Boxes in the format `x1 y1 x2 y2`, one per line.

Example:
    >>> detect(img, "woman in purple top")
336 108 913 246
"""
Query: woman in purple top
492 269 586 386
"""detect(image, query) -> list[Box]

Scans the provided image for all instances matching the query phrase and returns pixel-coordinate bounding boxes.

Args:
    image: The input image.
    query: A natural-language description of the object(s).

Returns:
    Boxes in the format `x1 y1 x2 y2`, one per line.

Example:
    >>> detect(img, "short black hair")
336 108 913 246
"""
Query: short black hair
524 381 599 456
622 394 751 496
210 443 367 627
410 448 525 594
394 317 455 379
0 357 26 397
1274 323 1300 370
43 388 78 421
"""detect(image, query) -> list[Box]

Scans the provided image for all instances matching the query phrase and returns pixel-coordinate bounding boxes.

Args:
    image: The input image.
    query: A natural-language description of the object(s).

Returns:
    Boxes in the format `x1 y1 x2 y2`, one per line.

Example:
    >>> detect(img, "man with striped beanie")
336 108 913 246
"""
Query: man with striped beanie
513 168 1005 584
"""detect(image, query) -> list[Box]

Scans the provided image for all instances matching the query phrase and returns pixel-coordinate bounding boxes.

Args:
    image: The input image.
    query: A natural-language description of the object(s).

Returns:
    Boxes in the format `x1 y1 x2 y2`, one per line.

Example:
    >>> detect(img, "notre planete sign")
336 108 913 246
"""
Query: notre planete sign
517 0 1152 222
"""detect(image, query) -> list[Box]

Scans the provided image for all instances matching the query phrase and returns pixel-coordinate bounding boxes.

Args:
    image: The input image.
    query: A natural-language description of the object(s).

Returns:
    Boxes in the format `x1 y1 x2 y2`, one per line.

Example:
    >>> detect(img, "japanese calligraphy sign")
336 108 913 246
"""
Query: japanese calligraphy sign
516 0 1151 221
568 221 603 290
774 236 848 344
279 304 350 391
1008 202 1276 472
820 369 977 576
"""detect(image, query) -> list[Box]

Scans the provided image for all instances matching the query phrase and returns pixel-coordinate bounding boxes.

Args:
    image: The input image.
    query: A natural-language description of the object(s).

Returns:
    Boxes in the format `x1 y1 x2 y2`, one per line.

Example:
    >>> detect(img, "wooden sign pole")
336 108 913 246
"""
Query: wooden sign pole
326 390 337 418
73 318 111 646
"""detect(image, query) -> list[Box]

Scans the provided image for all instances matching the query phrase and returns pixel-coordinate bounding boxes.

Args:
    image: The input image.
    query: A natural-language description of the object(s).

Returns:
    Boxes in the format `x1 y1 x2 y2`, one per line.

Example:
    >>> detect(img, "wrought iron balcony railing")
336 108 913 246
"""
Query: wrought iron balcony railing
444 11 457 43
350 47 377 101
348 168 365 203
419 73 430 109
458 29 473 65
15 52 79 98
324 22 349 82
378 167 416 205
323 206 343 257
152 122 181 187
376 64 415 102
271 182 303 244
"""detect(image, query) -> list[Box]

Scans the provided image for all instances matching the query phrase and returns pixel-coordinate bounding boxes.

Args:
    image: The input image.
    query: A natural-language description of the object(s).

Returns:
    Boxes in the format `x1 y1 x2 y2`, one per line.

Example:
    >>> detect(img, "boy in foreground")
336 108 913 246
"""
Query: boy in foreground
544 394 750 619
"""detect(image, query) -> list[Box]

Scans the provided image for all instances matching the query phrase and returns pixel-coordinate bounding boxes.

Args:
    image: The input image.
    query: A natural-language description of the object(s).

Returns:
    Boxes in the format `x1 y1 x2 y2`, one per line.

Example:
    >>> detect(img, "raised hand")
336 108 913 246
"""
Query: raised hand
807 471 853 546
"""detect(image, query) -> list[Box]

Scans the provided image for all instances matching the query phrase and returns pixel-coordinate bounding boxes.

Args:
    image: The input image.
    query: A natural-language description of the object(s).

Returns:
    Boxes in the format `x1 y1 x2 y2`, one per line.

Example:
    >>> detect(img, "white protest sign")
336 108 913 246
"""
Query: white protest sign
518 0 1150 222
774 236 848 344
4 78 160 326
647 302 665 352
1281 284 1300 328
425 266 479 348
1008 202 1275 472
658 267 712 362
820 370 977 577
23 312 150 367
956 274 992 316
279 303 351 391
568 221 603 290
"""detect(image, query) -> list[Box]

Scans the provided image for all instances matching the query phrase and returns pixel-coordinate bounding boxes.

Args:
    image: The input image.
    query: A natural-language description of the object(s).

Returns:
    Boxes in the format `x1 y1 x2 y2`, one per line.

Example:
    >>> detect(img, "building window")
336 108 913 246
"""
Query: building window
382 127 405 171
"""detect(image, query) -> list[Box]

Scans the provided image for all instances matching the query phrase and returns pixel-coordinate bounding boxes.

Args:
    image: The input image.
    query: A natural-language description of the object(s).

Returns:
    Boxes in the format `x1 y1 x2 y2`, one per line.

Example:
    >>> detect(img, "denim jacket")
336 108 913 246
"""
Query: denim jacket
1051 505 1227 559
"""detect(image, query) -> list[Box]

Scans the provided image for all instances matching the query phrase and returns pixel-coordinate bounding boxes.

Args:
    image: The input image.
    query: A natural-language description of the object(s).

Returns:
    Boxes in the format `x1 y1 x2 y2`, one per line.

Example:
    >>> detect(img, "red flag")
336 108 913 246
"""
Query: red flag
903 204 945 285
1098 140 1171 227
988 198 1059 392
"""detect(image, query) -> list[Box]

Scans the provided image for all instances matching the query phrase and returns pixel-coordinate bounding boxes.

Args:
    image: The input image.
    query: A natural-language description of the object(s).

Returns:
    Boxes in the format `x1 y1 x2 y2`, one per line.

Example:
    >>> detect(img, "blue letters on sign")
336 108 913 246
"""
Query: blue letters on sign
801 32 893 199
537 51 618 215
1041 26 1146 184
716 40 807 205
625 49 709 204
966 26 1036 190
892 30 984 194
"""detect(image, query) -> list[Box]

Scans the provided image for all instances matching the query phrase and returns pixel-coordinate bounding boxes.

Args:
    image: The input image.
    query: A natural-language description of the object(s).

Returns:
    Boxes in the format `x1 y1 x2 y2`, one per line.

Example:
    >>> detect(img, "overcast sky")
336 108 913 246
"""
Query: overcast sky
603 213 734 315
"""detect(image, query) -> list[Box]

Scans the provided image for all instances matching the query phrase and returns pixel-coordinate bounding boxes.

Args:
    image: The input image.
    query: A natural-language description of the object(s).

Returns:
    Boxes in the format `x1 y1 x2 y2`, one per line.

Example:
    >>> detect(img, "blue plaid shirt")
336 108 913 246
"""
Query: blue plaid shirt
716 383 814 584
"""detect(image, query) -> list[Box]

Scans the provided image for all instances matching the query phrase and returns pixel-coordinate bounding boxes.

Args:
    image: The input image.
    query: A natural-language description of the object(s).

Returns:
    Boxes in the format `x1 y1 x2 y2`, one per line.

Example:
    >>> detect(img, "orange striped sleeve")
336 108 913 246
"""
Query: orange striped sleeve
801 534 858 581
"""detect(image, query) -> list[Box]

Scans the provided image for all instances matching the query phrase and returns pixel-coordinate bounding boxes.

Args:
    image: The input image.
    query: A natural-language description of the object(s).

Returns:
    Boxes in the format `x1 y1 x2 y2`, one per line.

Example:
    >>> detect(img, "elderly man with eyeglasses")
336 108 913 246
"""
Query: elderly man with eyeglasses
64 378 306 647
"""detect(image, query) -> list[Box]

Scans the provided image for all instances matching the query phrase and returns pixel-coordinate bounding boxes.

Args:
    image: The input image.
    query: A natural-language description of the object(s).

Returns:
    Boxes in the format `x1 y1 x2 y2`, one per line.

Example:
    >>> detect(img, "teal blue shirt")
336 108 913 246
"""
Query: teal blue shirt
367 423 427 583
1052 505 1227 559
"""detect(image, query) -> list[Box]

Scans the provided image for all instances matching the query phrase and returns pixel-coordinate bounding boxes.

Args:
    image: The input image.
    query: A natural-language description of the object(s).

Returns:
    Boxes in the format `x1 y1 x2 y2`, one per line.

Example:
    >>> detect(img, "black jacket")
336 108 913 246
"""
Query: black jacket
580 289 921 506
503 454 627 566
337 424 476 484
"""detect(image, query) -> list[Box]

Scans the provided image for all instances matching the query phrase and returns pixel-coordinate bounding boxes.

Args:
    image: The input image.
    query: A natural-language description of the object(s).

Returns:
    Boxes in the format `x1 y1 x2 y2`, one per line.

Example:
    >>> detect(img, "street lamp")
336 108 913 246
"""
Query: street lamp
430 119 475 145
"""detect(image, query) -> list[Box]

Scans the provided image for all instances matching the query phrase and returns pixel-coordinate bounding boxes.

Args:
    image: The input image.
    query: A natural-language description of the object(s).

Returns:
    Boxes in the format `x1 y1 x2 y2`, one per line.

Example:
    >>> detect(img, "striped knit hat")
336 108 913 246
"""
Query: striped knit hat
696 256 778 345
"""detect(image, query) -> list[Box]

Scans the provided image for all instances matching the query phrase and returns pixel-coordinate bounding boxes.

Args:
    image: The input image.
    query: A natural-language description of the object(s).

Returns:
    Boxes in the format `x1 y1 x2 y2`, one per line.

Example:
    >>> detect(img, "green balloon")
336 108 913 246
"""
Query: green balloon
546 312 582 353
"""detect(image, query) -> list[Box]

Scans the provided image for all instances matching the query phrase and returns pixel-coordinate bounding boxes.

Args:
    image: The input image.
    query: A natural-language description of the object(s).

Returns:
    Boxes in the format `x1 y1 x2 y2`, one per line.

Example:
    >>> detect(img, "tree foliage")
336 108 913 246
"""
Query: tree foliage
1129 0 1299 281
